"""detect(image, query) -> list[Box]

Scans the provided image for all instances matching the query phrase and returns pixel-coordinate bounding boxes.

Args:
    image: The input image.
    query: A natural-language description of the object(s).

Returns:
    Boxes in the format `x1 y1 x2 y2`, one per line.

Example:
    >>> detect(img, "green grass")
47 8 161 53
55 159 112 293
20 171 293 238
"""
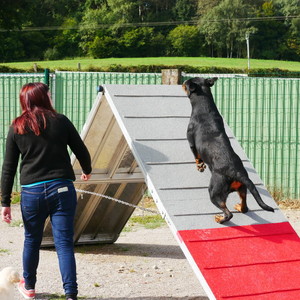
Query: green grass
0 248 10 254
2 57 300 72
11 193 21 204
9 219 23 227
128 215 165 229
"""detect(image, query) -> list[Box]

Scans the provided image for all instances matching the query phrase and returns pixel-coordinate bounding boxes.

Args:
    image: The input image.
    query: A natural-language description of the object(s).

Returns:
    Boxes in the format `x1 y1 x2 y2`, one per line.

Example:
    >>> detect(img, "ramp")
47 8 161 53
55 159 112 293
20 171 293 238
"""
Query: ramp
43 84 300 299
42 92 147 246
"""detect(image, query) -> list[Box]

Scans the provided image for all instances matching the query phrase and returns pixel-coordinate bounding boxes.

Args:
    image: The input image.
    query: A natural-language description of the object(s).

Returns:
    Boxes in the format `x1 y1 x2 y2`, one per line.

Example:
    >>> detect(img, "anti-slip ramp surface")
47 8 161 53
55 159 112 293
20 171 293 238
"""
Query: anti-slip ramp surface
43 84 300 299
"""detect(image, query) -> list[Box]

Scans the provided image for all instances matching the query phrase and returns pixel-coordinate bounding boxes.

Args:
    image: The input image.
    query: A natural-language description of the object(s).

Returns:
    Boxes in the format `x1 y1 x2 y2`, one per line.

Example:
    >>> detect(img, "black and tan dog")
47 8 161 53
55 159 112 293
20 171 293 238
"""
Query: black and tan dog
183 77 274 224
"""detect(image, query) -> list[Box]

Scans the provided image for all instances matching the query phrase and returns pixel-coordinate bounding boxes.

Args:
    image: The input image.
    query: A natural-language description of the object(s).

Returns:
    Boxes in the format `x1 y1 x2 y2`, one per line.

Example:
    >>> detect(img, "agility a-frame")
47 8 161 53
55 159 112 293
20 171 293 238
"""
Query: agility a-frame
43 84 300 299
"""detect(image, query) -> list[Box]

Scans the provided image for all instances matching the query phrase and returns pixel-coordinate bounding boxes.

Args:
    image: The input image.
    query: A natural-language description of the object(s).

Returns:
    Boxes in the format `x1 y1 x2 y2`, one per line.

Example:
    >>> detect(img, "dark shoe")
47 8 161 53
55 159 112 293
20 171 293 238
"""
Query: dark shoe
66 294 77 300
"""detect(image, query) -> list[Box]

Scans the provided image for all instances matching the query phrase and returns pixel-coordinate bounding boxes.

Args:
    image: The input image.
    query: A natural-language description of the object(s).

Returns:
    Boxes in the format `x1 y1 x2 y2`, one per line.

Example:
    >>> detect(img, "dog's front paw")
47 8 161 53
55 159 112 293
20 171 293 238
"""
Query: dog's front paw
197 162 206 172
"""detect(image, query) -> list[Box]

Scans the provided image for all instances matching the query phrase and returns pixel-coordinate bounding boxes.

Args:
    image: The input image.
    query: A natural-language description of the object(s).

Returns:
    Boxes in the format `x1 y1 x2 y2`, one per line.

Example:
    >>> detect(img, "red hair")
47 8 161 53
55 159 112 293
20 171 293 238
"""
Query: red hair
13 82 56 135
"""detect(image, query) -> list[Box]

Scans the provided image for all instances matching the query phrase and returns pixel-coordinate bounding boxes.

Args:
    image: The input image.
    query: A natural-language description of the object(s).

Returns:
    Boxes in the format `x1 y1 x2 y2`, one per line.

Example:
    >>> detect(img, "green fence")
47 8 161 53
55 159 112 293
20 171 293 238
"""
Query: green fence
213 77 299 199
181 75 300 198
0 73 54 191
0 71 299 200
54 71 161 131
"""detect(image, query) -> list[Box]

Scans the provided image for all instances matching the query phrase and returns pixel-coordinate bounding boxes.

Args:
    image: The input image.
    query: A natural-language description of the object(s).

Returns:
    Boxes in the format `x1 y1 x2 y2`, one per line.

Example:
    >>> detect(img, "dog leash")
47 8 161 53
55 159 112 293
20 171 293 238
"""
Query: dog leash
75 188 158 214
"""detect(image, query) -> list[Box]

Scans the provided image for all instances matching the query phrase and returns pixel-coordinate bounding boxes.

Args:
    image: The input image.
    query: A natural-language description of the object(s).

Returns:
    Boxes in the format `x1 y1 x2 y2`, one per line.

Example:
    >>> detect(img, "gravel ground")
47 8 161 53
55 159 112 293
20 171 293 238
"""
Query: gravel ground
1 204 299 300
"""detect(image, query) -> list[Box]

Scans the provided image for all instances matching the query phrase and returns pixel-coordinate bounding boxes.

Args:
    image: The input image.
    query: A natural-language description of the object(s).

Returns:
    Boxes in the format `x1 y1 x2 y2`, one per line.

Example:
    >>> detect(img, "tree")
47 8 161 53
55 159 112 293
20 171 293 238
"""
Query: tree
79 0 138 54
274 0 300 59
0 0 32 29
120 27 163 57
0 32 25 62
173 0 198 21
0 0 299 62
199 0 256 58
138 0 177 21
168 25 202 56
84 0 108 10
251 1 288 60
89 35 120 58
197 0 221 16
53 18 82 58
20 31 48 60
0 0 85 62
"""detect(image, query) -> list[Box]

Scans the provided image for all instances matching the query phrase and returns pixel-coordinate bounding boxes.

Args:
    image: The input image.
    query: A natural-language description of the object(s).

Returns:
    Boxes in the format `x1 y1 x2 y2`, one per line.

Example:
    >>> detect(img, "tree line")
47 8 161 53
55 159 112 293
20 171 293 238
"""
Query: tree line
0 0 299 63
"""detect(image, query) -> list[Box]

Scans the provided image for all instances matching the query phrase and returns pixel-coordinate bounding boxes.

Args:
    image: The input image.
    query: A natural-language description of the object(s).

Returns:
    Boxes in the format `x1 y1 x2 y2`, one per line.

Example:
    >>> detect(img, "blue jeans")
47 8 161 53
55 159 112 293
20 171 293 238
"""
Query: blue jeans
21 180 77 296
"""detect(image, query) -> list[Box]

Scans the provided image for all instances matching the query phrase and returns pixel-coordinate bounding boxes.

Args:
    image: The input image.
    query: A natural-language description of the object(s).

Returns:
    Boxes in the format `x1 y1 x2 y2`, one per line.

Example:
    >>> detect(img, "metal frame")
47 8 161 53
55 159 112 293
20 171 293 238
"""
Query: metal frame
42 93 146 246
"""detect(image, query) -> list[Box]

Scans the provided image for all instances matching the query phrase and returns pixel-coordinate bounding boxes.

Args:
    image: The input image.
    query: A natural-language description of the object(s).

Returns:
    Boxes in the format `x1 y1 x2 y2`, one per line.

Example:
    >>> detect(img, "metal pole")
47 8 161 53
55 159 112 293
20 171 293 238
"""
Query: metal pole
44 68 50 86
246 33 250 70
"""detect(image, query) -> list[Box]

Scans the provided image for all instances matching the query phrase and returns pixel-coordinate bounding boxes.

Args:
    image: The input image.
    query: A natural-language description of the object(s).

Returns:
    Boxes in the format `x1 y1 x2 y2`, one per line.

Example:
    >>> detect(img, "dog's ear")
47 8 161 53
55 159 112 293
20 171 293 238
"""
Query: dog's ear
205 77 218 87
188 80 197 93
183 79 197 96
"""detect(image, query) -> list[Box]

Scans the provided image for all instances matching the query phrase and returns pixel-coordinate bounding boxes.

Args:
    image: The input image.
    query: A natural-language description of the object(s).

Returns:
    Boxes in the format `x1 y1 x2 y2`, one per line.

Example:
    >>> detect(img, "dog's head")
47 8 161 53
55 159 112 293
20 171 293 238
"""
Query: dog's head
0 267 20 284
182 77 218 97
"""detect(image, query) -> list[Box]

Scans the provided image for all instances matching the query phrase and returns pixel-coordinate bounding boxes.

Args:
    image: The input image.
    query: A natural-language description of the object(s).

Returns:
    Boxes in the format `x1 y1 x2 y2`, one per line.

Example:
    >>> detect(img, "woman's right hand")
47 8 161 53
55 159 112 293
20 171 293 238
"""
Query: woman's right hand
81 173 91 181
1 207 12 224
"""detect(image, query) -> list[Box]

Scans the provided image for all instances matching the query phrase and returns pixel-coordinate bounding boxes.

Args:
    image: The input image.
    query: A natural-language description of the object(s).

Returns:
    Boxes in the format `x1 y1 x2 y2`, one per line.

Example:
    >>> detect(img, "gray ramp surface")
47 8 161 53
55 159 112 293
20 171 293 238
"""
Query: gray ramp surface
103 84 285 232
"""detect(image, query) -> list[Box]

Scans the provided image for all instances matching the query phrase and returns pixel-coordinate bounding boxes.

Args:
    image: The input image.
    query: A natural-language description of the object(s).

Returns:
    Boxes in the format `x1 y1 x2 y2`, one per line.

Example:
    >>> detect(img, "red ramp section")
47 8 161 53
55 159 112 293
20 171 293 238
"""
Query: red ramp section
178 222 300 299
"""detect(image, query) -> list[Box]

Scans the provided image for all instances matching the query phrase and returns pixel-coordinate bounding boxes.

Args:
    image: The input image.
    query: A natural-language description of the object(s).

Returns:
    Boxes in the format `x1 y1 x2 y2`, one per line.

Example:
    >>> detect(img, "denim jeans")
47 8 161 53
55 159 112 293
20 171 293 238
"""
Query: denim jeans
21 180 77 296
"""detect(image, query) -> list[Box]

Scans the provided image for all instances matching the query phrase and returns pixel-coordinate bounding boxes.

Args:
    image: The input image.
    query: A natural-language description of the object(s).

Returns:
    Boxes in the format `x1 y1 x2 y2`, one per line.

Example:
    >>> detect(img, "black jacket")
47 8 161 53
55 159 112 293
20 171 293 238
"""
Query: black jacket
1 113 92 207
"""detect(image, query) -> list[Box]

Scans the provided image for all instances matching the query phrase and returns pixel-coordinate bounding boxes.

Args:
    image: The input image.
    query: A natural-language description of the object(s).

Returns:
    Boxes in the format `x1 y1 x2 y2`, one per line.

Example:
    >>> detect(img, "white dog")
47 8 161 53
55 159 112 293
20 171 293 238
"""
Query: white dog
0 267 20 300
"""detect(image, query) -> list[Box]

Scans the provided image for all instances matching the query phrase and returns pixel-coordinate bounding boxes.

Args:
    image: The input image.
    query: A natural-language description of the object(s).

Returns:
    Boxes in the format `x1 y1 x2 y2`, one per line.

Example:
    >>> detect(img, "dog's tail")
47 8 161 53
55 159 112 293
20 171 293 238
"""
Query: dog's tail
240 177 274 212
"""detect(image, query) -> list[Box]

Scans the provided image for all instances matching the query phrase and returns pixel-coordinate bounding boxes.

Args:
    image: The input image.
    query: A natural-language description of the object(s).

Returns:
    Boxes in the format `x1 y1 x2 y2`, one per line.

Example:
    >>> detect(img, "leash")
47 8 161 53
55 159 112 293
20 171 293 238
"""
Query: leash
75 188 158 214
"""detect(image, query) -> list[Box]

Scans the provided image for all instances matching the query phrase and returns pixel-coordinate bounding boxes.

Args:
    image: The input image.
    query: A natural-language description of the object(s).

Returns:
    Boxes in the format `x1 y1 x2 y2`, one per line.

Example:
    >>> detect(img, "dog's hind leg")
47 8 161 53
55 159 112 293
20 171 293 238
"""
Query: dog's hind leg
209 175 232 224
234 184 249 213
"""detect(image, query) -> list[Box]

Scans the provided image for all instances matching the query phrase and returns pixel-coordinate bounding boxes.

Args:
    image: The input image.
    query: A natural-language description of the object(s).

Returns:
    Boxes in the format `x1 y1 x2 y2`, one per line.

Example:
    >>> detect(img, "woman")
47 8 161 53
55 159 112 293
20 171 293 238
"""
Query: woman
1 82 92 300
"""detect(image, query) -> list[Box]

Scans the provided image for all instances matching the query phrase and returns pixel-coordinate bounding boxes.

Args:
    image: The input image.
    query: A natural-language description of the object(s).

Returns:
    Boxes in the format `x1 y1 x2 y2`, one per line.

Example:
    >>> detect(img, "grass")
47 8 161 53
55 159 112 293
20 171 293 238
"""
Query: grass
2 56 300 72
277 199 300 209
268 186 300 209
128 215 165 229
9 219 23 227
11 192 20 204
123 196 166 232
0 248 10 254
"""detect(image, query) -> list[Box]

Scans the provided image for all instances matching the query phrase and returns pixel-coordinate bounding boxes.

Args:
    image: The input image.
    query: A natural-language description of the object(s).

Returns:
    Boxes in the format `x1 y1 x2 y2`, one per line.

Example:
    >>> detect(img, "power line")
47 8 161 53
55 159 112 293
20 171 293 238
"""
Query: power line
0 15 299 32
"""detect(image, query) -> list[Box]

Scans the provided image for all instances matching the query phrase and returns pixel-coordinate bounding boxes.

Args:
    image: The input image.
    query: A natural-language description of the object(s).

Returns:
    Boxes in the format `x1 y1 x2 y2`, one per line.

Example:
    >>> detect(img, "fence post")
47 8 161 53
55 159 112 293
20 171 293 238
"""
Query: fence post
161 69 181 85
44 68 50 86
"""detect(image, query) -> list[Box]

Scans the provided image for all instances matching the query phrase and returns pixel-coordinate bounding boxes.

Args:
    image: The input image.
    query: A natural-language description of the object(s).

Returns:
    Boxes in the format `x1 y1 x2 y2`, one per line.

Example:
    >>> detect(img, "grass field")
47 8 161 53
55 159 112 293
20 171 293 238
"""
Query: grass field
2 56 300 72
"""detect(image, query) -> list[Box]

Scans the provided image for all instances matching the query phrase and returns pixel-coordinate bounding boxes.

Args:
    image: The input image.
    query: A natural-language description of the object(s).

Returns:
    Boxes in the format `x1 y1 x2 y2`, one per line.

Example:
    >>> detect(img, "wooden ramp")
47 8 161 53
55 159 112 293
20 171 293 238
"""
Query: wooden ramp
43 84 300 299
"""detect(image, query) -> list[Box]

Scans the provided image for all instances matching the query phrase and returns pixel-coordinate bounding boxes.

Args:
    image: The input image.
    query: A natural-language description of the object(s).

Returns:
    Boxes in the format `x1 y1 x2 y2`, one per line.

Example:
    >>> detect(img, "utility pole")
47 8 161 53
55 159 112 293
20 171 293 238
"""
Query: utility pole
245 32 250 70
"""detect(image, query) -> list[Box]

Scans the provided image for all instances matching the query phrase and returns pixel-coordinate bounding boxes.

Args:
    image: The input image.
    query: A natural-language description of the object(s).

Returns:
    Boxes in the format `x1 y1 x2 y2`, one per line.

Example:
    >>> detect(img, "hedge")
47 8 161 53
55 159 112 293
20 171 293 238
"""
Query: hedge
0 64 299 78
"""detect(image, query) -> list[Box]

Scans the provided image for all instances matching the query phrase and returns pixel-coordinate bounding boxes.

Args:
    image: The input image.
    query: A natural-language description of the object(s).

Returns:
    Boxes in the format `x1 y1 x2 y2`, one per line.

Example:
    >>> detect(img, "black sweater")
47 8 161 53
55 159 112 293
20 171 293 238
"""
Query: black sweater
1 113 92 207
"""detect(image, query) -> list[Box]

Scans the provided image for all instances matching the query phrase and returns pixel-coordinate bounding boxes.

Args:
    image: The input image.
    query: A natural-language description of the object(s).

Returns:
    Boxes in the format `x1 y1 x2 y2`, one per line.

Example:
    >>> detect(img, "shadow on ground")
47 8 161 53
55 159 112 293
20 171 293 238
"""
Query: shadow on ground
42 243 186 260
